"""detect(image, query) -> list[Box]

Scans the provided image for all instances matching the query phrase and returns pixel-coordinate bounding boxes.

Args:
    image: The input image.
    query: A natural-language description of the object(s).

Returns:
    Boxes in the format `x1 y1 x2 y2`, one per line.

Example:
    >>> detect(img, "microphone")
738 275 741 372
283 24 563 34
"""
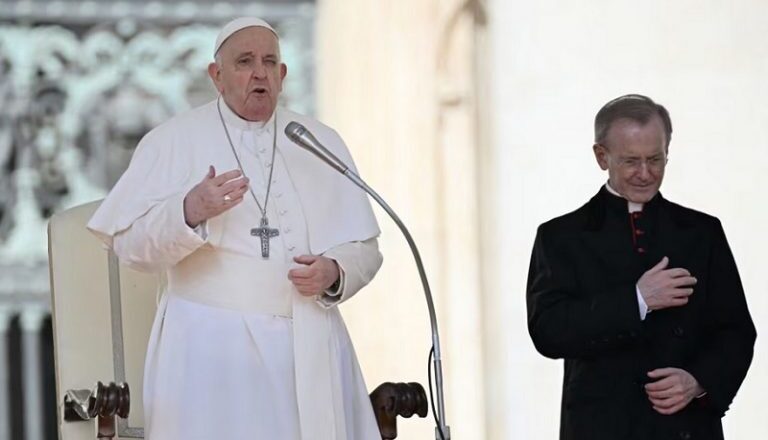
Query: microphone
285 121 348 174
284 122 451 440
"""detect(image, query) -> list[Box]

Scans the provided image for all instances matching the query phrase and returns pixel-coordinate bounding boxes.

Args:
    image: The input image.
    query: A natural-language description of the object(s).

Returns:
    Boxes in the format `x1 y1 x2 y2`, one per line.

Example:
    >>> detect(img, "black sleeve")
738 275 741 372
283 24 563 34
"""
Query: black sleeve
687 220 756 417
526 224 644 359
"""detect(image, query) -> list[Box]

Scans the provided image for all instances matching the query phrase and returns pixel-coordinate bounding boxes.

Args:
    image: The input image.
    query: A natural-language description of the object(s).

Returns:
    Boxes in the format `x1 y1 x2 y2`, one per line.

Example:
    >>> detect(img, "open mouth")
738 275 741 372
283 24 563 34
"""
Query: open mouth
253 87 267 95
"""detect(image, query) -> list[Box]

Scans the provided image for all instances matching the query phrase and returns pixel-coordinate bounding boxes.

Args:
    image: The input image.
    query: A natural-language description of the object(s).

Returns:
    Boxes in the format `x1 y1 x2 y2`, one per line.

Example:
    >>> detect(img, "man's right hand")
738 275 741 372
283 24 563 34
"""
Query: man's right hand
183 166 250 228
637 256 697 311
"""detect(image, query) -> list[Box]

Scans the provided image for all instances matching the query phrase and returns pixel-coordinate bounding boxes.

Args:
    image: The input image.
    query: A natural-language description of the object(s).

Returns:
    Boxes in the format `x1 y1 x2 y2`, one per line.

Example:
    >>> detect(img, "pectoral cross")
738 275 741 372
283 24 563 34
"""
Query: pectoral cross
250 217 280 258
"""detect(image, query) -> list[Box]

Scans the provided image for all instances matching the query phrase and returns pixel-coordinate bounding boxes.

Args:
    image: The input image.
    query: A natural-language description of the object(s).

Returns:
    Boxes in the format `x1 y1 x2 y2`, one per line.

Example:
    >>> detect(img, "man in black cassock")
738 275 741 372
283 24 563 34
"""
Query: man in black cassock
527 94 756 440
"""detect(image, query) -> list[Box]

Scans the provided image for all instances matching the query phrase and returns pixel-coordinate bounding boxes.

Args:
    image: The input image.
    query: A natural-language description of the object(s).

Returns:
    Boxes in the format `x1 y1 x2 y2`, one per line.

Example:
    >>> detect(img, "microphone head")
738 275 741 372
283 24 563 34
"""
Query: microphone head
284 120 348 173
285 121 307 143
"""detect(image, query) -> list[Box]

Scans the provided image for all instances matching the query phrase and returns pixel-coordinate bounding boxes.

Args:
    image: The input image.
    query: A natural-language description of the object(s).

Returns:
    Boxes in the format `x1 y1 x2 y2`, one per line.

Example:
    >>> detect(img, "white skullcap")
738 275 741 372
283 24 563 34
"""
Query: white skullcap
213 17 279 57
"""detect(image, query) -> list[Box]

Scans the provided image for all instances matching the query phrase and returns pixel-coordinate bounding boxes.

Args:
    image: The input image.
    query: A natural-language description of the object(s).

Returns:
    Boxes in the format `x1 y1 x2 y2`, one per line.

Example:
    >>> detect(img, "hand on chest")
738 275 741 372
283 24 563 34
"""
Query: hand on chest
576 215 709 295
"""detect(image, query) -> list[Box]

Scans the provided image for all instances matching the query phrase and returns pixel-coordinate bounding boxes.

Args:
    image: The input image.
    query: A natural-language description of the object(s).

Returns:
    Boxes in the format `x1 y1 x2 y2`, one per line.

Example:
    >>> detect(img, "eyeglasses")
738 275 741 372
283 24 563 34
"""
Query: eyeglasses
613 156 668 172
596 143 668 172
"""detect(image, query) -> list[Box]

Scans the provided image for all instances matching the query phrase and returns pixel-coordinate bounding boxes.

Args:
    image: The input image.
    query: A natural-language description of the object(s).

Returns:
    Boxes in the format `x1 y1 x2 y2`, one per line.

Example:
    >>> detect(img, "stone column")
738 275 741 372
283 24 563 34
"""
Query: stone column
20 307 47 440
433 1 489 438
317 1 488 438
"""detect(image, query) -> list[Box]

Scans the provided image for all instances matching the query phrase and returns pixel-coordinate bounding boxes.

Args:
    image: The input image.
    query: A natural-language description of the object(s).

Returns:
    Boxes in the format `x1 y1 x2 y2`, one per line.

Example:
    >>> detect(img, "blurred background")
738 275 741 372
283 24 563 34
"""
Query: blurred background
1 0 766 439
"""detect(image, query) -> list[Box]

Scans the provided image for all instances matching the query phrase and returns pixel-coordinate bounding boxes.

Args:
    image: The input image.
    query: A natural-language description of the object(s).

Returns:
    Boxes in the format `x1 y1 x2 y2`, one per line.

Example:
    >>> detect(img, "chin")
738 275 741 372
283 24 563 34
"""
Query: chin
626 189 658 204
244 105 275 121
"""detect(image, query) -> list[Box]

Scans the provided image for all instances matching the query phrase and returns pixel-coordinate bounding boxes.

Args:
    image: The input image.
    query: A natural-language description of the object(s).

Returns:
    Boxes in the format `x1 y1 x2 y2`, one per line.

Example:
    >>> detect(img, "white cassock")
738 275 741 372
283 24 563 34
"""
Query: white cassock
87 99 383 440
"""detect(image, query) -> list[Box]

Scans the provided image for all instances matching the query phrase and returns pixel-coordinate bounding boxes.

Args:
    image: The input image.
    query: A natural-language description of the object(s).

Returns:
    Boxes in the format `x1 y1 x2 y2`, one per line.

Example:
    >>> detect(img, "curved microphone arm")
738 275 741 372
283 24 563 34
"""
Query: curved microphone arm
285 122 449 439
342 171 449 439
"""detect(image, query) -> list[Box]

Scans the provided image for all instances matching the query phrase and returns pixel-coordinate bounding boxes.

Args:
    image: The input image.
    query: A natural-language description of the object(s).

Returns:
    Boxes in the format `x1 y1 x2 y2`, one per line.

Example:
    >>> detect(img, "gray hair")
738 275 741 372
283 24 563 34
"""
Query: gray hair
594 94 673 148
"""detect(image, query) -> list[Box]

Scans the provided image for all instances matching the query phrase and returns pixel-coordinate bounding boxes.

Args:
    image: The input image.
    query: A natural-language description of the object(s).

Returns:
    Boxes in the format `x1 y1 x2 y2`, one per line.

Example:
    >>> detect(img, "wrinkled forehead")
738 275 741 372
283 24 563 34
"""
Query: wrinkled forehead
219 26 280 56
605 116 668 151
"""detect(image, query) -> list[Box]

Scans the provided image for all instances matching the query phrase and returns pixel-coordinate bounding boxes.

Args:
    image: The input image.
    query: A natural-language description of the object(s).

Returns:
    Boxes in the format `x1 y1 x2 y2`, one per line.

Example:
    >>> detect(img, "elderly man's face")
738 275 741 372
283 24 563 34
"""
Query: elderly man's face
593 116 668 204
208 26 286 121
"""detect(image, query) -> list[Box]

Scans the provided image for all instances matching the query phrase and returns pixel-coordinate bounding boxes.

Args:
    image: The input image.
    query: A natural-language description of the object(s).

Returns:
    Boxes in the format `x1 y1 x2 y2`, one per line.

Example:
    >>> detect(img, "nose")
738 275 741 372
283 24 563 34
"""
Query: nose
251 62 267 79
637 162 651 180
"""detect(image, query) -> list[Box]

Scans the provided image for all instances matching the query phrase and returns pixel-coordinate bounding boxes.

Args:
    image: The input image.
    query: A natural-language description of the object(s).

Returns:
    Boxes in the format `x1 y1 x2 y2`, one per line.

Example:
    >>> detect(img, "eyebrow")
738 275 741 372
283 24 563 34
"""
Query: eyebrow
234 51 278 59
619 153 665 160
233 52 252 60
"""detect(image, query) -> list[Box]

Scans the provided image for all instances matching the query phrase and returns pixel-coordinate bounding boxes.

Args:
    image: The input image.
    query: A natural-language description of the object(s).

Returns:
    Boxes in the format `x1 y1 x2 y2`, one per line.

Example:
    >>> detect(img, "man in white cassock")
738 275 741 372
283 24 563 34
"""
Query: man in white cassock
87 17 383 440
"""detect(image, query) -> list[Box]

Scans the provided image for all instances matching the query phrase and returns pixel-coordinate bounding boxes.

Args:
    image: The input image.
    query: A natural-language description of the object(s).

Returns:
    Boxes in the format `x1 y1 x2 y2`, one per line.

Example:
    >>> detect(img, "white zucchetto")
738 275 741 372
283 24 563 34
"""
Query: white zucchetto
214 17 279 57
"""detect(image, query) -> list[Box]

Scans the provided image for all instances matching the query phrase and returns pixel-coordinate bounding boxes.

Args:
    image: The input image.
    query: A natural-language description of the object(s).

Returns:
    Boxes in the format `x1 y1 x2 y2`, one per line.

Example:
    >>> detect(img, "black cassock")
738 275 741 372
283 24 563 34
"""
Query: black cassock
527 187 756 440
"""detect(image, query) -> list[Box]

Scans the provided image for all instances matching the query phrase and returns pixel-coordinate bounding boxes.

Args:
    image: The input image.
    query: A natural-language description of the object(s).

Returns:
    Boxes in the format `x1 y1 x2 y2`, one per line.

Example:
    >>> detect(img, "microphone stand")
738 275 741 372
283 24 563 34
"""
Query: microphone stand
342 171 450 440
285 123 450 439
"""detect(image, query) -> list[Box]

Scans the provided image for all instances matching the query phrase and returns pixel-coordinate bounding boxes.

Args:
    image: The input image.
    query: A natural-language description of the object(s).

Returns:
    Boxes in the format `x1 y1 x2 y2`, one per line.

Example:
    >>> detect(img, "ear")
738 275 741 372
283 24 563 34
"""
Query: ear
593 143 609 171
207 62 224 93
277 63 287 92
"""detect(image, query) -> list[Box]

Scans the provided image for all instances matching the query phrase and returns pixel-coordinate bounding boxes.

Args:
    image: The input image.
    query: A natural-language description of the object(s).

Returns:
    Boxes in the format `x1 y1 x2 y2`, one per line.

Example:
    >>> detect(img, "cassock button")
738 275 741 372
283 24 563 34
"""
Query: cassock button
260 147 267 153
275 193 283 198
637 247 646 253
279 209 287 215
284 226 292 233
674 326 685 337
635 229 644 235
633 212 641 219
288 245 295 251
679 430 692 440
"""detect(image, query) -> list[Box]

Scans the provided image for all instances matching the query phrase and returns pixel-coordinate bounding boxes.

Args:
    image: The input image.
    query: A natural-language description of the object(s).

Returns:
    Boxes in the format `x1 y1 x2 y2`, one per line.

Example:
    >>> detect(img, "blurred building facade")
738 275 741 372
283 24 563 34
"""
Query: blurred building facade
0 1 316 438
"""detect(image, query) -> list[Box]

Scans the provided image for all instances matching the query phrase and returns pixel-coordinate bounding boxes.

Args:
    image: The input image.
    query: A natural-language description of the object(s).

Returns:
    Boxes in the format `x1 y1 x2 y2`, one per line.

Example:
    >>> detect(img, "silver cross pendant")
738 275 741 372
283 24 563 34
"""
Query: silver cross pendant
250 217 280 258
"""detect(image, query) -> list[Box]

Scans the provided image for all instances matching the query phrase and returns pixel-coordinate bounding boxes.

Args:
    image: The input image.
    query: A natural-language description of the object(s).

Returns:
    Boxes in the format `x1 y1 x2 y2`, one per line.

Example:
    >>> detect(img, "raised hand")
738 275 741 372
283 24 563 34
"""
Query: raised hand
183 166 250 227
637 256 697 311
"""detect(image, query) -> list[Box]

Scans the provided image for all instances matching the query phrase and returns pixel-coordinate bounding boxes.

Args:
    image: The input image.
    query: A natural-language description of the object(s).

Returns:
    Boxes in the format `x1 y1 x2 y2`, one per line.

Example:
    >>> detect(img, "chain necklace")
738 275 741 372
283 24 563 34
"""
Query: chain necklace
216 95 280 258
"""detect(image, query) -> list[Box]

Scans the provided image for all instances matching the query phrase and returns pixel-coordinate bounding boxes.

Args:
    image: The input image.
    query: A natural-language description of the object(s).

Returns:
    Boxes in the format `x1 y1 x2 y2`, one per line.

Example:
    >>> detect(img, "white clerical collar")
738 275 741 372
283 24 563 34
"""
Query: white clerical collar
218 97 276 133
605 182 644 213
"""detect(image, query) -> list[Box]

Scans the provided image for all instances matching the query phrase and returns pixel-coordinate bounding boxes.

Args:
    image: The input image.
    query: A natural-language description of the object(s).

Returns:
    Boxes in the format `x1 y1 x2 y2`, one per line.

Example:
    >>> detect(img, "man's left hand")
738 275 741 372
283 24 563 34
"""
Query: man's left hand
288 255 340 297
645 367 704 415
